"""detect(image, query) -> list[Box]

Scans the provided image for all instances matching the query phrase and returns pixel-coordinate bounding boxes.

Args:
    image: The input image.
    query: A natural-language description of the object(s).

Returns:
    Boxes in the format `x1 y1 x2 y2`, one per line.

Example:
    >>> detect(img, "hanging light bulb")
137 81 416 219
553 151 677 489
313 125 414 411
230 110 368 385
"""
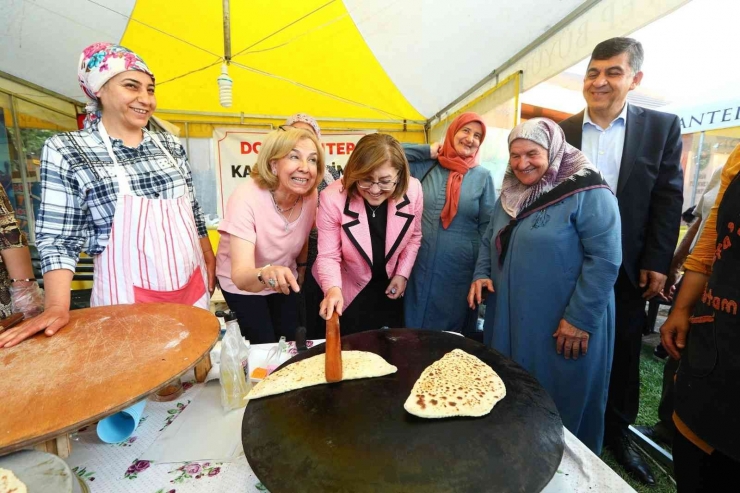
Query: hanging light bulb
217 63 233 108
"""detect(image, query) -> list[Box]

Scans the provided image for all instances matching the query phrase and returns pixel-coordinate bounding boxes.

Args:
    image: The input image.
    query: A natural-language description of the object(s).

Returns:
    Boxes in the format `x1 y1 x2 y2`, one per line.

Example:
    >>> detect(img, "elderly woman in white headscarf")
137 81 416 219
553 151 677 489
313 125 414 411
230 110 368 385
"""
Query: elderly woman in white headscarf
281 113 340 338
0 43 214 348
469 118 621 454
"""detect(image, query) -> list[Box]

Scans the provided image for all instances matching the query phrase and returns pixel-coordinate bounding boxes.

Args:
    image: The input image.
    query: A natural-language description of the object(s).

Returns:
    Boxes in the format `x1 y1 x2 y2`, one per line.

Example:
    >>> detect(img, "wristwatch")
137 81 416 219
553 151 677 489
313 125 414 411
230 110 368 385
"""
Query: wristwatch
257 264 272 285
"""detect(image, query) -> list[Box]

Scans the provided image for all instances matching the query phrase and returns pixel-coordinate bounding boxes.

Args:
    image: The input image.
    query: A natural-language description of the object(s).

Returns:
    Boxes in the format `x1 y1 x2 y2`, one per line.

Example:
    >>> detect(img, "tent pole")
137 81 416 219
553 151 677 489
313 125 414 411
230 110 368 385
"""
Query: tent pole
223 0 231 63
154 108 426 125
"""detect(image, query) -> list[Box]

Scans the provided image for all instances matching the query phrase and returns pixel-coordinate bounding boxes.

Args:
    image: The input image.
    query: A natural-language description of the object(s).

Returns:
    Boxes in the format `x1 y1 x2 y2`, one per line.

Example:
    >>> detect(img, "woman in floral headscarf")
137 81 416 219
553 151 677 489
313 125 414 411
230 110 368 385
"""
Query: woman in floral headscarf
0 43 215 348
469 118 621 454
403 112 496 334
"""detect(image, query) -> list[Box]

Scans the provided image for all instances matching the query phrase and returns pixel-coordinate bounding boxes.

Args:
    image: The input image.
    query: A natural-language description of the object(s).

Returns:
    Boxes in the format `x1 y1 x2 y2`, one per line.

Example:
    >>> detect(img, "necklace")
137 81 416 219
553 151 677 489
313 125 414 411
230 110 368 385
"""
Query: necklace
271 193 302 231
367 203 382 218
271 192 300 213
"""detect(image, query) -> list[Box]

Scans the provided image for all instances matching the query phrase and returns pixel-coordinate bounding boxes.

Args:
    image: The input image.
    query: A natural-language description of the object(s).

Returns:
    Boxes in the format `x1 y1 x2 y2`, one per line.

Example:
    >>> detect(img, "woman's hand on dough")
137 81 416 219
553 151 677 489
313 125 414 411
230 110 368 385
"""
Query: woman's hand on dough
0 305 70 348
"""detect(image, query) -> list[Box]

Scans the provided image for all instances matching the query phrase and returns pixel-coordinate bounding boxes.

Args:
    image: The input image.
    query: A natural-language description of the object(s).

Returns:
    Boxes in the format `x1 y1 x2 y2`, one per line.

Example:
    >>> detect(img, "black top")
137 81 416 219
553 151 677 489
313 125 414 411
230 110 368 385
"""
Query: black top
675 171 740 461
365 199 388 280
339 199 400 335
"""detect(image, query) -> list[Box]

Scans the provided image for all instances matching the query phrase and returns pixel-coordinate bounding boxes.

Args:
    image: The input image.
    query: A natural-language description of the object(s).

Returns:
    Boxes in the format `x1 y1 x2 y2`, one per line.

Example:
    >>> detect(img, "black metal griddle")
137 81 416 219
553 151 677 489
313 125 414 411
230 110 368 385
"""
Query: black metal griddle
242 329 564 493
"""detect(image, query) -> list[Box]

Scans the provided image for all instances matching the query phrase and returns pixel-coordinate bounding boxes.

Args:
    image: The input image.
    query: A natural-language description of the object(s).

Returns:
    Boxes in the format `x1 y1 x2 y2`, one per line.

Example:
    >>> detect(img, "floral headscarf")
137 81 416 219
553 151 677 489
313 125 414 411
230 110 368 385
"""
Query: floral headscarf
77 43 154 128
285 113 322 139
495 118 609 266
500 118 595 217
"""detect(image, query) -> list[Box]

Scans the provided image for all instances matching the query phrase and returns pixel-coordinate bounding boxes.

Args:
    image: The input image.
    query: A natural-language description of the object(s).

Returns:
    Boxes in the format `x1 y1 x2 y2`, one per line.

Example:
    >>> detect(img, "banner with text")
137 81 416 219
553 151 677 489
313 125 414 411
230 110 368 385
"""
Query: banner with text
660 98 740 135
214 129 370 215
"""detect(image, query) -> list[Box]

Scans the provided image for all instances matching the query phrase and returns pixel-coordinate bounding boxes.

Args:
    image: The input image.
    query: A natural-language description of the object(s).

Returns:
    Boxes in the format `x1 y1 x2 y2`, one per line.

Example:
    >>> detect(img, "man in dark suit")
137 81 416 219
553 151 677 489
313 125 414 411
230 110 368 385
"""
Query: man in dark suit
560 37 683 485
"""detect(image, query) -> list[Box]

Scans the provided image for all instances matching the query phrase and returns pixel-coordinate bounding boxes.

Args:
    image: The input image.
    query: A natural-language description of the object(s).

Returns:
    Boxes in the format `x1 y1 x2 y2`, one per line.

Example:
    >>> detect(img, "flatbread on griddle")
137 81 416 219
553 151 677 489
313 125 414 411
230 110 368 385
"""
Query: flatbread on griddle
404 349 505 418
0 468 27 493
247 350 397 400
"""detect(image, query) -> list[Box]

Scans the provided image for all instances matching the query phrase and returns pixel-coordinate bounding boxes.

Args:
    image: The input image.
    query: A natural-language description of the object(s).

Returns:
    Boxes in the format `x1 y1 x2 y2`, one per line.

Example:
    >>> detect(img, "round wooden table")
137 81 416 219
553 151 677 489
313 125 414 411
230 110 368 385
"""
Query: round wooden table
0 303 219 456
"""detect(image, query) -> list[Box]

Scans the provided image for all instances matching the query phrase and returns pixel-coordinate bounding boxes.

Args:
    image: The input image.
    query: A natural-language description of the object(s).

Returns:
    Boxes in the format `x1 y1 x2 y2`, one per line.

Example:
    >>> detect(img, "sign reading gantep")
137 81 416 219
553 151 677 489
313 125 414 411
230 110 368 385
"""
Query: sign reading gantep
660 99 740 135
214 128 369 215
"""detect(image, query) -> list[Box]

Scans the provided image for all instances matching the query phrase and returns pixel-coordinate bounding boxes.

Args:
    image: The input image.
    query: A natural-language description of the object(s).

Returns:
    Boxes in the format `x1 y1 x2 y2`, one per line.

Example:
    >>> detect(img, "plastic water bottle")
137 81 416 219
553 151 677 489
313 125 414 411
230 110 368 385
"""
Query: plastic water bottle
215 310 227 340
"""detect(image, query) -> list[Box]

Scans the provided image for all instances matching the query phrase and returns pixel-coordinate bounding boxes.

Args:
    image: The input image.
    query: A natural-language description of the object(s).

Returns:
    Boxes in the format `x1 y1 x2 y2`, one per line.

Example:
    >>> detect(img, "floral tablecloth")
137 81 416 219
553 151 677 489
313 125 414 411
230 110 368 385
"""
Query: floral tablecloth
64 342 634 493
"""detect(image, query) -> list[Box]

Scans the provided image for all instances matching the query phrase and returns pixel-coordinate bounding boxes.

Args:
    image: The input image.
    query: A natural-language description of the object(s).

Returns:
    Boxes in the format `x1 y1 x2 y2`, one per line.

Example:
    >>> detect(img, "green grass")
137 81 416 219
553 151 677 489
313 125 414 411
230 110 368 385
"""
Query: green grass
599 347 676 492
635 347 666 428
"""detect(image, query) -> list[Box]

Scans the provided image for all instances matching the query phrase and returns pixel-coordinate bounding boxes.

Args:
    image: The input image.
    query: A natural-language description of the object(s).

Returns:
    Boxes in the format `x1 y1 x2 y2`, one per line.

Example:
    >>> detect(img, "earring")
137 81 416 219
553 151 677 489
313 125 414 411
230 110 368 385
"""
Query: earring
271 167 277 174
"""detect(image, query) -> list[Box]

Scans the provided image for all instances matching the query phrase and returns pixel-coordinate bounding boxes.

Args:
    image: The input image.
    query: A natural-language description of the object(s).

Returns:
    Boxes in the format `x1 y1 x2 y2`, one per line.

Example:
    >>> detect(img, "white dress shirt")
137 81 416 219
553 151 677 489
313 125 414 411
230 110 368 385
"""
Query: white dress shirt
581 104 629 193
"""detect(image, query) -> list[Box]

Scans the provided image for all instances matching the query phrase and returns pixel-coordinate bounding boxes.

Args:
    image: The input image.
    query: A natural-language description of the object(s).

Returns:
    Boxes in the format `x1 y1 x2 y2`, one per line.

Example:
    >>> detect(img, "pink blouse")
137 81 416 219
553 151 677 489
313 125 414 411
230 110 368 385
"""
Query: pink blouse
216 179 317 296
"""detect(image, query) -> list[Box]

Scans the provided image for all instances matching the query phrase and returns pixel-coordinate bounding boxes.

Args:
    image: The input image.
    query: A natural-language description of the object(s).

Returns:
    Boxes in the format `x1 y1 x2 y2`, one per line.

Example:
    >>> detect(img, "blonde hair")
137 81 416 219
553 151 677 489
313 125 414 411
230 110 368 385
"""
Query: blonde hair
251 127 325 192
342 133 409 201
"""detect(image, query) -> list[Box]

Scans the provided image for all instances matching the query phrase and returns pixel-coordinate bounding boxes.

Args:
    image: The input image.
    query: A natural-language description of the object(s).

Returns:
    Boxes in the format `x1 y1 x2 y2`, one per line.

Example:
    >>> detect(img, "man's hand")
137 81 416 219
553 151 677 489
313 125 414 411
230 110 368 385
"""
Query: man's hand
640 269 667 300
660 266 682 301
553 319 590 360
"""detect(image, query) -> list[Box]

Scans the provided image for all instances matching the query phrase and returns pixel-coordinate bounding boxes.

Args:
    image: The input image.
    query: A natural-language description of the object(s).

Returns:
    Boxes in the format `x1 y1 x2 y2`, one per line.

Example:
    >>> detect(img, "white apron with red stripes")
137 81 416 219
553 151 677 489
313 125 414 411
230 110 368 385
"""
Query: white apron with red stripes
90 123 209 310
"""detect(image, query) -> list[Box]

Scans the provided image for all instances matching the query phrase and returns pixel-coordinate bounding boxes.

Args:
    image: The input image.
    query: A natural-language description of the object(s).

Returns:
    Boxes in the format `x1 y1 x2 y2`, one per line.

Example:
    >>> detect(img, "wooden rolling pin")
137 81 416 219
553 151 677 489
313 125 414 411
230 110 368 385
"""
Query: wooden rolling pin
325 312 342 382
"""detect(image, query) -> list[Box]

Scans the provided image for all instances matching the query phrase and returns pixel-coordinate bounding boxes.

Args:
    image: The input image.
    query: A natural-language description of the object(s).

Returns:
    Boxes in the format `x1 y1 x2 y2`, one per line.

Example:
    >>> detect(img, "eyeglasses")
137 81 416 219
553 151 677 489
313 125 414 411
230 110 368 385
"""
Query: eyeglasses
357 175 399 191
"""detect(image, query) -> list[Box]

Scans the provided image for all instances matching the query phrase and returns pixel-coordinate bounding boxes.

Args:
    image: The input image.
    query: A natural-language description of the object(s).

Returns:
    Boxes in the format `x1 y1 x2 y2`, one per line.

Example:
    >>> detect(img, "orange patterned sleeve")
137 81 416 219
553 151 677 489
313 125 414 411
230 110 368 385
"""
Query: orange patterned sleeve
683 145 740 275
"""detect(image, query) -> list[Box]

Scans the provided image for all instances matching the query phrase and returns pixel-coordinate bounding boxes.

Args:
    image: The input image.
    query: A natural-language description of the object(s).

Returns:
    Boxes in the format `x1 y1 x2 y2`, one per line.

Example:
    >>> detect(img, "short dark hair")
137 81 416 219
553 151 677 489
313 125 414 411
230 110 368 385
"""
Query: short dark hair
342 133 410 201
590 37 644 74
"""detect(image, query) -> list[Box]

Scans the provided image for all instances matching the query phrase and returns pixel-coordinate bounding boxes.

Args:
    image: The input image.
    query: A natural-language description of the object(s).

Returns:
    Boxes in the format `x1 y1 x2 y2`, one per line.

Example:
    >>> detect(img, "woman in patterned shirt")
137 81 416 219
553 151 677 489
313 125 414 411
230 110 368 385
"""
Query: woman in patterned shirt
0 185 43 320
0 43 215 348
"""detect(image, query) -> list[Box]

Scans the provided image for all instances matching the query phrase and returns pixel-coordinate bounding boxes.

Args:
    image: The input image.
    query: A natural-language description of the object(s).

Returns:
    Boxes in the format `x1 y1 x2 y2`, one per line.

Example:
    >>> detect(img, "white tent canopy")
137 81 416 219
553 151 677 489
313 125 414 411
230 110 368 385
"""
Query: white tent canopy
0 0 689 122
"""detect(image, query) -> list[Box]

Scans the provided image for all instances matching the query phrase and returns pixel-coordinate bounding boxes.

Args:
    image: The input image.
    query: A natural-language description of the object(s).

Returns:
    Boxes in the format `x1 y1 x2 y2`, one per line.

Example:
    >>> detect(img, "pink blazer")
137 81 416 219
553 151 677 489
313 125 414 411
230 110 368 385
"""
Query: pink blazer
313 178 423 309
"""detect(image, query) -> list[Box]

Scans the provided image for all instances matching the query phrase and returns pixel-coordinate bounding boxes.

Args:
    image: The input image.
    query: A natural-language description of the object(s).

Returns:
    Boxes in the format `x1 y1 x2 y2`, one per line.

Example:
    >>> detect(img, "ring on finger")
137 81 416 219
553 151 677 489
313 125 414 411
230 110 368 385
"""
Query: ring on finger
390 287 397 294
268 278 277 288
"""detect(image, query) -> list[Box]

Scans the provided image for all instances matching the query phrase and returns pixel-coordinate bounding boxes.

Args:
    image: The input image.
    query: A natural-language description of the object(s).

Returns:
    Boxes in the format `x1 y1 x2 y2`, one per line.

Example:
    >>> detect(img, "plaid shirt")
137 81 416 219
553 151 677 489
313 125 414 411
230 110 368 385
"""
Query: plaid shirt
36 122 207 274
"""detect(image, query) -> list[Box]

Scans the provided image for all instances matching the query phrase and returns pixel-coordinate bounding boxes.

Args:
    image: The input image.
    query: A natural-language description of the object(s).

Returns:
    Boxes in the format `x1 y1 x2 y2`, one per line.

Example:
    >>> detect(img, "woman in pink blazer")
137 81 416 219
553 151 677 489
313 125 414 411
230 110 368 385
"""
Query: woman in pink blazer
314 133 423 334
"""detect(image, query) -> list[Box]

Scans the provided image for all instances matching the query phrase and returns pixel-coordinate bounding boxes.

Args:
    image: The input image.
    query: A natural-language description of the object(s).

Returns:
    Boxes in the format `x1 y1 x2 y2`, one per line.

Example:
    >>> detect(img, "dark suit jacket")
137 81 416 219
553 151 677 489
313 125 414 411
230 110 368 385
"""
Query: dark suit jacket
560 105 684 288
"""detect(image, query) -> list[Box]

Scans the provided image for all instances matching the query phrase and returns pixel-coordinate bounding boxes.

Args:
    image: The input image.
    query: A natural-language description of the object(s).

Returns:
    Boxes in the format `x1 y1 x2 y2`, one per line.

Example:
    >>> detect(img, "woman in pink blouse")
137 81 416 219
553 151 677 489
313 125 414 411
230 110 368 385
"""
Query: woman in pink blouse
216 127 324 343
315 133 423 334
